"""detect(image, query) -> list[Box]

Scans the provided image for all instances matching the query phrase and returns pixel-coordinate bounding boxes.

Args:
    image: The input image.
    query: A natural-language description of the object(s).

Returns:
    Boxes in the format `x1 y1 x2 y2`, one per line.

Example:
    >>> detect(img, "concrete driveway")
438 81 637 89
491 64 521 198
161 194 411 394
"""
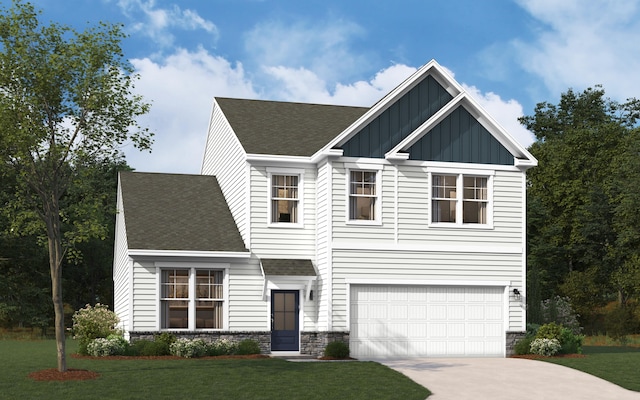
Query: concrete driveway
372 357 640 400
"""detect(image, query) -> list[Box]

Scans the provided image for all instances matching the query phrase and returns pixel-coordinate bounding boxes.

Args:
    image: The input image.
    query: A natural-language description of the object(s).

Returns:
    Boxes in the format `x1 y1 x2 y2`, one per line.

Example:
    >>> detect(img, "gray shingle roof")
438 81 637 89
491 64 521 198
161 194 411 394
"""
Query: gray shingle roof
215 97 369 157
120 172 247 252
261 259 316 276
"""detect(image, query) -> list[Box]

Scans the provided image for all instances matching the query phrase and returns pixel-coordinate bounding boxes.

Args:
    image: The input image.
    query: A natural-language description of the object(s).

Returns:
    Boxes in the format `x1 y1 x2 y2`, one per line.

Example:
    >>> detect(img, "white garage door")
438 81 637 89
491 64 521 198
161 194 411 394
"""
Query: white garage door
350 285 505 358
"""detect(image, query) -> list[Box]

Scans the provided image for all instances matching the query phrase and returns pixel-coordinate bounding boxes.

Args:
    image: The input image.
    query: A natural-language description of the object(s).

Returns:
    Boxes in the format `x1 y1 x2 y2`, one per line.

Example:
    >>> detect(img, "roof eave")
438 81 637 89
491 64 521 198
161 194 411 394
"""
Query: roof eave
128 249 250 259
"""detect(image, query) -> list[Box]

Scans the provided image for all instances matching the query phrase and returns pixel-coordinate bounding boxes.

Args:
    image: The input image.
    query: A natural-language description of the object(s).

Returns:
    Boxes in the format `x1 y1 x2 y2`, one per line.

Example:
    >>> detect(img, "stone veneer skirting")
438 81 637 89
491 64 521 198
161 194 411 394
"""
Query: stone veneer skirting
129 331 349 356
506 331 526 356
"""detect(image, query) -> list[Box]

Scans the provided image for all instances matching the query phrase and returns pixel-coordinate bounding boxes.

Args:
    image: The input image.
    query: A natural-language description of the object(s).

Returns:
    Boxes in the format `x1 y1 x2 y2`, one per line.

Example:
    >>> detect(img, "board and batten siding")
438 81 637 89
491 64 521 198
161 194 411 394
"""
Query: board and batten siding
248 165 317 258
113 181 131 333
331 251 524 331
201 102 249 246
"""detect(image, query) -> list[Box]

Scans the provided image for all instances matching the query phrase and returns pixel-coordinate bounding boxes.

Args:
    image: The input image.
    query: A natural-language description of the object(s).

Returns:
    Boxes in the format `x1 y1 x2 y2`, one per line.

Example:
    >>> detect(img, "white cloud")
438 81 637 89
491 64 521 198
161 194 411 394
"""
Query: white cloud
245 18 369 84
513 0 640 102
126 47 258 173
264 63 416 106
114 0 218 47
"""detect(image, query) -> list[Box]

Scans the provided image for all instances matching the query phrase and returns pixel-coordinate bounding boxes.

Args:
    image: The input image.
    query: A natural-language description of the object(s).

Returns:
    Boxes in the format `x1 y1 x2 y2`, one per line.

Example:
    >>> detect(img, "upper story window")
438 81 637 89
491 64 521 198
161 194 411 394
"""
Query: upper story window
161 268 225 330
271 175 299 224
348 168 381 223
431 172 491 226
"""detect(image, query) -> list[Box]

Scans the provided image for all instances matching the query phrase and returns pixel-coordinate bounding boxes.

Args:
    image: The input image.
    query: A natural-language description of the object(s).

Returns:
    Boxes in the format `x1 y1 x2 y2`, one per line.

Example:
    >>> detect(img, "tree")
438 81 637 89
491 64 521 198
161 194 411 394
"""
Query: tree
521 85 640 331
0 1 152 371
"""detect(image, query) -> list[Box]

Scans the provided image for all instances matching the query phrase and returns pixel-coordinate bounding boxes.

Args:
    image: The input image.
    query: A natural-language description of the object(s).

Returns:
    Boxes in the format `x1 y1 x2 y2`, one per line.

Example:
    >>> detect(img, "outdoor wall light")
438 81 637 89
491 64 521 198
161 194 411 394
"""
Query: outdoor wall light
513 288 521 300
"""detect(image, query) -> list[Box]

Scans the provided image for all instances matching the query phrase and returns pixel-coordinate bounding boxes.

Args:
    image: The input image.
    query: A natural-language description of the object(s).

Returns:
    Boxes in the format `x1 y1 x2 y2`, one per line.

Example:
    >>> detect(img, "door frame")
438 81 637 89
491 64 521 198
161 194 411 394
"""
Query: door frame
269 289 302 352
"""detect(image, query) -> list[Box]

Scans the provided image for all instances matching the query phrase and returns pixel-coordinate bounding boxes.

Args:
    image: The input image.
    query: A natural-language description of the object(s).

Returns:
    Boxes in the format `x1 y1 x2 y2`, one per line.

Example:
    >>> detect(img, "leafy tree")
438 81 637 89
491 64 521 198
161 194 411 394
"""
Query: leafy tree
521 85 640 331
0 1 152 371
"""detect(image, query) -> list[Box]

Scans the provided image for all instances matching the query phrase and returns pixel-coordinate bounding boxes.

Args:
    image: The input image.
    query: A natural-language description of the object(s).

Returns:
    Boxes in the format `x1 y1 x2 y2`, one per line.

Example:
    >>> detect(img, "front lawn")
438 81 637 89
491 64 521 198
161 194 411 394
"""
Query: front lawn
0 340 430 400
542 345 640 392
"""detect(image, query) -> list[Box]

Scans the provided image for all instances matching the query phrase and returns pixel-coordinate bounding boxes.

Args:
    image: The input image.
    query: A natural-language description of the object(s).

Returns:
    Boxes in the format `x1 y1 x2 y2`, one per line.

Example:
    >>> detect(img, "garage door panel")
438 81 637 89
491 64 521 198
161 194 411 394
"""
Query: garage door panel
351 285 505 358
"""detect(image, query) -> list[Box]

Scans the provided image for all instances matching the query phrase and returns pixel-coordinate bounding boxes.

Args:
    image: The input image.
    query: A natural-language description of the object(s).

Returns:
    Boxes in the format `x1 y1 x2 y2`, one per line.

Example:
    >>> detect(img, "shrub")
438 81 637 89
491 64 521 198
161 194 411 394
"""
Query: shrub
155 332 177 347
535 322 562 341
530 338 561 356
234 339 261 355
324 341 350 359
170 338 207 358
605 305 636 341
129 339 170 356
72 304 120 355
86 334 128 357
559 327 584 354
207 338 237 356
514 337 533 355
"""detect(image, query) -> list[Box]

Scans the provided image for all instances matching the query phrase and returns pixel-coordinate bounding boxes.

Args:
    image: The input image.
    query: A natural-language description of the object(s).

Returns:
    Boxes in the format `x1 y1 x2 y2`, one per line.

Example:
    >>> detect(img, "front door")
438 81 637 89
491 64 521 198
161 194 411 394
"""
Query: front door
271 290 299 351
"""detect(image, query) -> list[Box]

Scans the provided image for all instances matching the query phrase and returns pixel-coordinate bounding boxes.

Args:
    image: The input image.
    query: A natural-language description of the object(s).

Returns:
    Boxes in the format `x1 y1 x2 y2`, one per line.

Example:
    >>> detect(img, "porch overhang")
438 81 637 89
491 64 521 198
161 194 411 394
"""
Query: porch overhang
259 258 317 301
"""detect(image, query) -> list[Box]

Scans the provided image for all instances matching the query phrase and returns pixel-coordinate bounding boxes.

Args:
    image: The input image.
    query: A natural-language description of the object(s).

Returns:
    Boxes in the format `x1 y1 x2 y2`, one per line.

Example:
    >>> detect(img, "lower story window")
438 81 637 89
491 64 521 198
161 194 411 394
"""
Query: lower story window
161 269 224 330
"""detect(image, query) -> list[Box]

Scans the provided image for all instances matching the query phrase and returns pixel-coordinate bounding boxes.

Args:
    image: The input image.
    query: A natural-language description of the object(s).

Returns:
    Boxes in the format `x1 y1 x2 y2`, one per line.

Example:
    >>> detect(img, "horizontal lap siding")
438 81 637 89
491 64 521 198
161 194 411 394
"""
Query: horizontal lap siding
132 262 157 331
113 183 130 331
201 104 248 244
397 167 523 245
250 166 316 258
332 163 395 241
228 258 268 330
332 251 523 331
315 161 330 330
130 259 268 332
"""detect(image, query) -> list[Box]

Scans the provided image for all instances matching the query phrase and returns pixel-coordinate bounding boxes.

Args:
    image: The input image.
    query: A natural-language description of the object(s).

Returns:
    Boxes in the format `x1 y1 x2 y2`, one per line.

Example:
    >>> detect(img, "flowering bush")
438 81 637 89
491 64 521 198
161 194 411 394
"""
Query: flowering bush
86 334 128 357
207 338 237 356
170 338 208 358
530 338 561 356
72 303 120 355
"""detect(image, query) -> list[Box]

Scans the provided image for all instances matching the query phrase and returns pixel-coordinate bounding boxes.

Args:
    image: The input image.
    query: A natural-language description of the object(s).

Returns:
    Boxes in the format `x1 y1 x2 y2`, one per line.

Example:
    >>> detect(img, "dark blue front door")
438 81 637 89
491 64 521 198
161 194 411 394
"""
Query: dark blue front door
271 290 299 351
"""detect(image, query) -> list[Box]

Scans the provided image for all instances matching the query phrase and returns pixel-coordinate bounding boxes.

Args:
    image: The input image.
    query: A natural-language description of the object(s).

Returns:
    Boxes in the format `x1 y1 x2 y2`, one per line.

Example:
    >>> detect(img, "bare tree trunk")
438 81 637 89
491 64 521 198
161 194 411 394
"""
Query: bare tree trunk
45 200 66 372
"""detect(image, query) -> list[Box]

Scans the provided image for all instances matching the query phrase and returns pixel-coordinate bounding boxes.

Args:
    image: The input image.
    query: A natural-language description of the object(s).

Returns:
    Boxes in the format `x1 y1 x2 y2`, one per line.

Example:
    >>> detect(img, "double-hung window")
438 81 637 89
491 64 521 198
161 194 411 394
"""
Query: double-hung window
431 172 491 226
161 268 225 330
347 166 382 223
270 173 301 225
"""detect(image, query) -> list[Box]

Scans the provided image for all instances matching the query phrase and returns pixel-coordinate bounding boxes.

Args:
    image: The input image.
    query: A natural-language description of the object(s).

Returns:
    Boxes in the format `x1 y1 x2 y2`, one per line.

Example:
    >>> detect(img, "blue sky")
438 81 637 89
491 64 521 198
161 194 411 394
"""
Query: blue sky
30 0 640 173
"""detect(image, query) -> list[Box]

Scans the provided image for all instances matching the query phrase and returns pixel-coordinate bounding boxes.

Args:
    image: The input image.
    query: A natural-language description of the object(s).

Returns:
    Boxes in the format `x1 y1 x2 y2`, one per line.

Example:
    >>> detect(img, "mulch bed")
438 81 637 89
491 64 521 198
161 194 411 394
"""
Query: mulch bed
28 369 100 381
70 353 269 360
510 353 587 359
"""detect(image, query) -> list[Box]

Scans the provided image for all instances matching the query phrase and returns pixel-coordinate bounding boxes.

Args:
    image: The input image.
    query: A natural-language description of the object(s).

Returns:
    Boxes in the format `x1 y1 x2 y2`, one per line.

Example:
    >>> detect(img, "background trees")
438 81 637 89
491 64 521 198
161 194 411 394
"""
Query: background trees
0 0 152 371
523 86 640 334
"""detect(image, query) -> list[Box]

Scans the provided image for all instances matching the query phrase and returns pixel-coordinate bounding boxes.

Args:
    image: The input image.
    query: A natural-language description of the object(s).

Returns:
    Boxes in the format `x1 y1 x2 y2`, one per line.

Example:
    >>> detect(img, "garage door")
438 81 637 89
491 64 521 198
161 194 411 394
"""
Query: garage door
350 285 504 358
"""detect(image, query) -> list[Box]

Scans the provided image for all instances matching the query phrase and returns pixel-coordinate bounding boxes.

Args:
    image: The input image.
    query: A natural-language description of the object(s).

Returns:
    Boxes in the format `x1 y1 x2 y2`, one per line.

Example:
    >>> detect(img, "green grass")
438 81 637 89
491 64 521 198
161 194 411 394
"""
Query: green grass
543 346 640 391
0 340 430 400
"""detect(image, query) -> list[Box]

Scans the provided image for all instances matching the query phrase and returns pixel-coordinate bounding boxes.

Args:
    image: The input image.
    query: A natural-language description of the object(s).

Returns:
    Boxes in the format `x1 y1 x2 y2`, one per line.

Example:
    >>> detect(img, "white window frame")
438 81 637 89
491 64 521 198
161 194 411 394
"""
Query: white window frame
267 167 304 228
346 163 383 225
428 168 494 229
155 263 230 331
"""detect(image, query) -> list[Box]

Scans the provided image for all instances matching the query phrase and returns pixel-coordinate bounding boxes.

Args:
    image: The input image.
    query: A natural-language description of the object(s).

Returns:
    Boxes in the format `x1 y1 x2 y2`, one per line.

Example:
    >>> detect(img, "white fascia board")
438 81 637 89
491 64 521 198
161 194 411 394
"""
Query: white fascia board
385 92 466 160
128 249 251 258
311 60 462 162
245 153 315 167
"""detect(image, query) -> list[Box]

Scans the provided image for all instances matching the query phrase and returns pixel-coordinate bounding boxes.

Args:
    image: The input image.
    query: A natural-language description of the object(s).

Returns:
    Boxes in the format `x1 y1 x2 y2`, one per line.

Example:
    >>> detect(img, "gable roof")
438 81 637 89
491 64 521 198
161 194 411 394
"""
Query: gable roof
215 97 368 157
119 172 247 252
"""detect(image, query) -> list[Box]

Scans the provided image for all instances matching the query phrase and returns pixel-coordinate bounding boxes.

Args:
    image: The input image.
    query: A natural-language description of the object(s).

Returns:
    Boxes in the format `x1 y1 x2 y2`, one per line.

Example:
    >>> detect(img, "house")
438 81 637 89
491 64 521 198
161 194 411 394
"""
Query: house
113 60 537 358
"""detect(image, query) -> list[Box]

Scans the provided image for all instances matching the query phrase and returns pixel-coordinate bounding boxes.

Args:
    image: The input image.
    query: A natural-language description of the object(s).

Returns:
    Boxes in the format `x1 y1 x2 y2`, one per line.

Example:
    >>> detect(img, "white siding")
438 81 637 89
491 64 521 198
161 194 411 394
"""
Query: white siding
227 258 268 331
249 166 317 258
112 181 131 333
201 101 249 246
332 250 523 331
131 261 157 331
314 160 331 330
